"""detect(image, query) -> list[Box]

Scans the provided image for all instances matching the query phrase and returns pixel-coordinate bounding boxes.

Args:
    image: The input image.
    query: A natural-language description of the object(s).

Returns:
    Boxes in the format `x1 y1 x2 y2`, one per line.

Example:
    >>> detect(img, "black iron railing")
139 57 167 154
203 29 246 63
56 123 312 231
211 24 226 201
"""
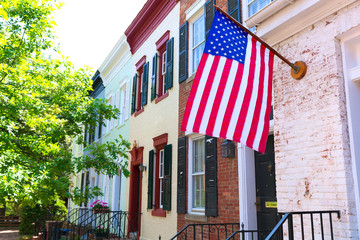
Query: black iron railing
225 224 271 240
170 223 242 240
50 208 140 240
264 210 341 240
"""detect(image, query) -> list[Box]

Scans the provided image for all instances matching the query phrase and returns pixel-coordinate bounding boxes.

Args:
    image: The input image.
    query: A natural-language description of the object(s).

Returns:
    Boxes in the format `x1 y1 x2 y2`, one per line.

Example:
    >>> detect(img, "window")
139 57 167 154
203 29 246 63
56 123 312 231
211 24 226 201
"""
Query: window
151 32 174 102
190 136 205 212
131 57 149 115
248 0 274 17
159 149 165 208
192 15 205 73
148 134 172 215
179 135 218 216
106 95 114 132
119 82 128 124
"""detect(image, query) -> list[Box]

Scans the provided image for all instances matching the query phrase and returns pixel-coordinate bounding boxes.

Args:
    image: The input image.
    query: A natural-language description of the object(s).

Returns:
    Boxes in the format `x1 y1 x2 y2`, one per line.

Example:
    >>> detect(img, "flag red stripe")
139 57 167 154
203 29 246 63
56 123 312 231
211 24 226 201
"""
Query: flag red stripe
192 55 221 132
258 52 274 153
181 53 209 131
219 63 244 139
246 44 266 149
232 38 258 142
205 58 233 135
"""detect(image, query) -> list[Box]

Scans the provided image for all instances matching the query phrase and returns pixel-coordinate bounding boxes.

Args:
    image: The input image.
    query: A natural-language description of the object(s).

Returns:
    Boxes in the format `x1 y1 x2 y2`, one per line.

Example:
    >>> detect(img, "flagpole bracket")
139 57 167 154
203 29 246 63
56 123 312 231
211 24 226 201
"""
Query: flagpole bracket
291 61 307 80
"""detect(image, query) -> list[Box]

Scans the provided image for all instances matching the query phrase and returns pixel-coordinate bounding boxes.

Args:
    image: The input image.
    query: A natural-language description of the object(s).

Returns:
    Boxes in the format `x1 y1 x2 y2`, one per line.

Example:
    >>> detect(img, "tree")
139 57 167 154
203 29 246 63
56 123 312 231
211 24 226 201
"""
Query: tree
0 0 130 208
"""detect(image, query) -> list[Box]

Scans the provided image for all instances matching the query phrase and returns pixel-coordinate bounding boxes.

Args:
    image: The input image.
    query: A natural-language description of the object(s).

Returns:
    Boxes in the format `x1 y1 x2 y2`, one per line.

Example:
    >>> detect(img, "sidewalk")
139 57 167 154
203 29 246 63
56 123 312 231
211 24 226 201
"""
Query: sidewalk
0 227 21 240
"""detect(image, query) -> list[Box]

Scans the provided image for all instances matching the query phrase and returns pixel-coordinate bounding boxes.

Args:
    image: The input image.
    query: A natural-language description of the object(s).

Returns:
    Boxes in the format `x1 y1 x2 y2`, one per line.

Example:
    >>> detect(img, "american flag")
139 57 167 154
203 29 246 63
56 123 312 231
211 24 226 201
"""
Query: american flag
181 10 274 153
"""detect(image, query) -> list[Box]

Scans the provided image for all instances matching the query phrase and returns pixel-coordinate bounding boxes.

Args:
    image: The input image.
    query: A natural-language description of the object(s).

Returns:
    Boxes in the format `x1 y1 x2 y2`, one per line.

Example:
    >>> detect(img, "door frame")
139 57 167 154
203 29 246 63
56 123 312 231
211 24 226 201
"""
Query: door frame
237 122 274 231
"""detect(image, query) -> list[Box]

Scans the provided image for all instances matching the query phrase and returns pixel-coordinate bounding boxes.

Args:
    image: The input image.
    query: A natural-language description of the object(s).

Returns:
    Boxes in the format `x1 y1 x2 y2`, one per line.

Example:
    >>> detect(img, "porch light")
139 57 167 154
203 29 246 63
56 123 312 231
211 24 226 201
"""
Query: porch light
139 163 147 172
220 139 235 158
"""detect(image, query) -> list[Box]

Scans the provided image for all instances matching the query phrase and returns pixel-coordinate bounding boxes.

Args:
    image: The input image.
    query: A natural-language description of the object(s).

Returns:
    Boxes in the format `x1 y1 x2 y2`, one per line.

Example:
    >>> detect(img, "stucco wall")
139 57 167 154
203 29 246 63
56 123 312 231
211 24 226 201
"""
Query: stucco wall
272 1 360 238
129 3 180 240
102 53 133 212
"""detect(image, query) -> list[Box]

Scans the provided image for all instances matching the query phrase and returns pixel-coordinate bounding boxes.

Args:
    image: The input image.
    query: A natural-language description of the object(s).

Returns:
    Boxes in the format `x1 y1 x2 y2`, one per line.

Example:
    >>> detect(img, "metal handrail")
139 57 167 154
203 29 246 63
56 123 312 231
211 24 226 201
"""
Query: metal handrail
265 210 341 240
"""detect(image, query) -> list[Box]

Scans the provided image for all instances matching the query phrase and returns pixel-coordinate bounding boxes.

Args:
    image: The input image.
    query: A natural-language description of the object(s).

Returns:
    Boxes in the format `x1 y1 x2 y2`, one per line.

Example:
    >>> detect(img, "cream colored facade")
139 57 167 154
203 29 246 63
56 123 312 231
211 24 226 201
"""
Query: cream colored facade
128 3 180 240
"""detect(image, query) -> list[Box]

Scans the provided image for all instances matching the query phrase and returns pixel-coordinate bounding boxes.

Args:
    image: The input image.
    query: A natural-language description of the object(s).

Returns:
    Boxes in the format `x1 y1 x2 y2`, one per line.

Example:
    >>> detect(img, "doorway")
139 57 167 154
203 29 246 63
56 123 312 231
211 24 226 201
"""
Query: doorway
254 135 277 232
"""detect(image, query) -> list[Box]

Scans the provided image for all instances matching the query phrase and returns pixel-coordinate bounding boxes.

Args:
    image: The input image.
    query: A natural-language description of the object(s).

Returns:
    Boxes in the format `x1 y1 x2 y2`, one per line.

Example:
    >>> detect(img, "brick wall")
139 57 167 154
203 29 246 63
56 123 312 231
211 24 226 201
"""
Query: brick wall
177 0 240 237
272 1 360 238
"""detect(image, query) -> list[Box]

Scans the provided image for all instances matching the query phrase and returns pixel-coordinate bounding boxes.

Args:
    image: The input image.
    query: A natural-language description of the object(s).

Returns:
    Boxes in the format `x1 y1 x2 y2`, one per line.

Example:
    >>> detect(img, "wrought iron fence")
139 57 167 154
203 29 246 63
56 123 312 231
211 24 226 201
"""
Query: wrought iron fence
49 208 140 240
170 223 241 240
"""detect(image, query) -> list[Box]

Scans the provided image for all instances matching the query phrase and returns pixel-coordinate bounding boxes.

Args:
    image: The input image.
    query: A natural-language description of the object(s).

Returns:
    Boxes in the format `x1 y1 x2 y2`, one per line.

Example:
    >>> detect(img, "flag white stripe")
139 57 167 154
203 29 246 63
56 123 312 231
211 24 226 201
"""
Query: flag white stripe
212 61 239 137
226 35 253 140
199 57 227 134
240 41 262 144
186 55 215 131
253 48 270 150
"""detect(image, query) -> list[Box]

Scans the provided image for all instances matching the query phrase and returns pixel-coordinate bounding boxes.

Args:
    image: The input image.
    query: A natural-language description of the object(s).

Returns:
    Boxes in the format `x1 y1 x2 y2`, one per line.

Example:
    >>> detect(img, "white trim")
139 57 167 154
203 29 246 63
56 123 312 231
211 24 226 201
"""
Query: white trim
188 12 205 76
237 144 257 231
185 0 205 21
99 35 132 87
242 0 357 45
340 27 360 235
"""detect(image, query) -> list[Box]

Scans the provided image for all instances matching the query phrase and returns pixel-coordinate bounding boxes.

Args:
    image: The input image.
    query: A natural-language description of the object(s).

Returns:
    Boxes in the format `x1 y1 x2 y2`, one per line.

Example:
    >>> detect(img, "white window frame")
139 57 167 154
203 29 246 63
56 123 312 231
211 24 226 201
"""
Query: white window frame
159 149 165 208
186 0 205 76
247 0 274 17
119 82 128 125
192 15 205 74
188 133 206 214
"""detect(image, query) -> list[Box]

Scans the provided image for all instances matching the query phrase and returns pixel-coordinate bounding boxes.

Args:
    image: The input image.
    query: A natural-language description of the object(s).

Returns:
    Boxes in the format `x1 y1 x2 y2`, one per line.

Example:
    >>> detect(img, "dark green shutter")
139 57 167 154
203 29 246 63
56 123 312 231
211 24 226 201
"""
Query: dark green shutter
179 22 188 83
163 144 172 211
177 137 187 213
151 53 158 101
165 38 174 90
131 74 137 114
141 62 149 106
227 0 241 23
148 150 154 209
205 0 216 39
205 135 218 216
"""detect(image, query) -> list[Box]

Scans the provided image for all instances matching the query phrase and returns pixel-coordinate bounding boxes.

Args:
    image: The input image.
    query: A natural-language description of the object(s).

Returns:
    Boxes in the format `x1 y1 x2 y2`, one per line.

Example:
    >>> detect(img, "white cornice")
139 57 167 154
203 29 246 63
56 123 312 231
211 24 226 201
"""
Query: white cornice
243 0 357 45
98 35 132 87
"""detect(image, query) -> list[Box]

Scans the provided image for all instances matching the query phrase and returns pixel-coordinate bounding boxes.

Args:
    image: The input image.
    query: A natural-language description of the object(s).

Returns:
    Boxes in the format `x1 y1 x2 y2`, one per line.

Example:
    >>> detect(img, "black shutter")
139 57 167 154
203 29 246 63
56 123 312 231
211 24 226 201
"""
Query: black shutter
165 37 174 90
227 0 241 23
131 73 137 114
141 62 149 106
179 22 188 83
163 144 172 211
148 150 154 209
205 0 216 39
205 135 218 216
151 53 158 101
177 137 187 213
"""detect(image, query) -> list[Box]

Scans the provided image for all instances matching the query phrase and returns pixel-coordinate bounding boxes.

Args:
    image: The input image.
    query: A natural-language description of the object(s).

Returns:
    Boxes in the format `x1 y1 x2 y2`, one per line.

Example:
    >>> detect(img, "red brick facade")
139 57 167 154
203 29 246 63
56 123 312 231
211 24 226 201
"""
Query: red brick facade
177 0 240 235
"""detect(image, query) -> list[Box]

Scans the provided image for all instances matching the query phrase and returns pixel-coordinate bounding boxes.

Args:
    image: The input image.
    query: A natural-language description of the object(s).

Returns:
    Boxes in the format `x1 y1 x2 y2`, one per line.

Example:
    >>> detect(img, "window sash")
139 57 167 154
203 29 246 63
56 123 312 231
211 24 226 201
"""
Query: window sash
248 0 274 17
191 137 205 211
192 15 205 73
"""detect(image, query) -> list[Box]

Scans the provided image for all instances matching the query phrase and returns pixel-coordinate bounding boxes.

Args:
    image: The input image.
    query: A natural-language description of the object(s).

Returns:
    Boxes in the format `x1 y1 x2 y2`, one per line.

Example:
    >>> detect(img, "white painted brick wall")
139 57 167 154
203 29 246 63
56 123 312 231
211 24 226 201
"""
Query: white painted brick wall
272 1 360 238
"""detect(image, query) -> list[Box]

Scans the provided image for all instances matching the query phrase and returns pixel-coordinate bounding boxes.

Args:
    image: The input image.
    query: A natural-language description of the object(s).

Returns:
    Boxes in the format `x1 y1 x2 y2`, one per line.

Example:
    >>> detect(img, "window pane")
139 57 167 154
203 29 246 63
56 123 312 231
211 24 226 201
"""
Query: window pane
193 43 205 72
193 15 205 47
248 0 273 17
192 137 205 210
192 175 205 209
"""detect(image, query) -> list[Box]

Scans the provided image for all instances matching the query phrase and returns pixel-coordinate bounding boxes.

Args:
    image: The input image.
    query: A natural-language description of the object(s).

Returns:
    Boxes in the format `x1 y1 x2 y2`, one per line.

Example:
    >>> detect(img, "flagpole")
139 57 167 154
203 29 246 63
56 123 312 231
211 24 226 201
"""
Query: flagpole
214 6 307 80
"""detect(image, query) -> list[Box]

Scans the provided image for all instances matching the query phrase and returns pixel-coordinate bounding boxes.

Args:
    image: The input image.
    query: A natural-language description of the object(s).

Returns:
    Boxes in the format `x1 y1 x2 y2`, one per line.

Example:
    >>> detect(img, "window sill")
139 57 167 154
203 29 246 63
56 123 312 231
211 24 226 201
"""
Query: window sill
185 213 207 222
185 73 196 84
134 108 144 117
151 209 166 217
155 92 169 104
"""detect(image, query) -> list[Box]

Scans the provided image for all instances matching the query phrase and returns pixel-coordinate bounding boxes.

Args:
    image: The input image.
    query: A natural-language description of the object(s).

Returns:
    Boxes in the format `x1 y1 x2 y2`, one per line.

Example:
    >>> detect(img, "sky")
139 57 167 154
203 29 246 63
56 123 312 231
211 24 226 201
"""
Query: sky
52 0 147 71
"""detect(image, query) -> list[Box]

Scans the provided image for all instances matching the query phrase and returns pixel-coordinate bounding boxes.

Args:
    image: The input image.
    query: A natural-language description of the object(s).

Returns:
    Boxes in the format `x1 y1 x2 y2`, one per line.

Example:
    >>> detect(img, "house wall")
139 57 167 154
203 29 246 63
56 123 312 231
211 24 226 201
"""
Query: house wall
101 41 133 212
177 0 240 236
128 3 180 240
266 1 360 238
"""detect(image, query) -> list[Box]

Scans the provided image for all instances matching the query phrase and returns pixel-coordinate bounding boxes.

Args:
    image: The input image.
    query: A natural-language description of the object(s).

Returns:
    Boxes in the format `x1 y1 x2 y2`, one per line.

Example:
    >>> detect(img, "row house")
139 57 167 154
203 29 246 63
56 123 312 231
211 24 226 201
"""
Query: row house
98 35 133 212
67 0 360 239
175 0 360 239
125 0 180 239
